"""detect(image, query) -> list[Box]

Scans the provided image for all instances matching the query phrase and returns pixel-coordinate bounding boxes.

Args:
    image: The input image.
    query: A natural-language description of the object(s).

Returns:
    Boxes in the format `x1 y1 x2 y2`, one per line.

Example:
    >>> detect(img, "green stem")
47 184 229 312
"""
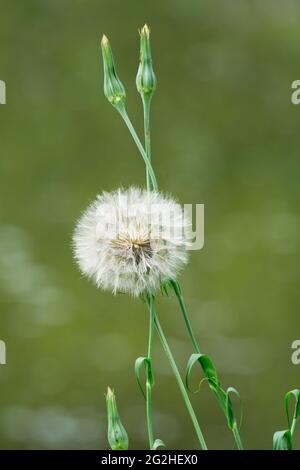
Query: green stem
153 302 207 450
143 97 152 192
232 423 244 450
170 280 200 353
291 417 297 438
142 95 156 449
117 105 158 192
170 279 244 450
145 295 155 449
118 101 244 450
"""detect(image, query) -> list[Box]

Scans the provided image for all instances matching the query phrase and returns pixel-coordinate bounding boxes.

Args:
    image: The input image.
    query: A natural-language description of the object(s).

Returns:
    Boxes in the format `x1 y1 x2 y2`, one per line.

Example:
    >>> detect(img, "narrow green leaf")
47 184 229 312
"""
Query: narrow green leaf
285 389 300 430
135 357 147 400
185 354 243 434
225 387 242 431
134 356 154 401
185 353 219 393
273 388 300 450
273 430 292 450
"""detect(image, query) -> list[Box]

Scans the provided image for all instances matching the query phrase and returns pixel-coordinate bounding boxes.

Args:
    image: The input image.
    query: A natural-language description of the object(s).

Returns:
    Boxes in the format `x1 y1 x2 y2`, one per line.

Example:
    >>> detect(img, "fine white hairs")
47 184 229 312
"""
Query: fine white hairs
73 187 190 297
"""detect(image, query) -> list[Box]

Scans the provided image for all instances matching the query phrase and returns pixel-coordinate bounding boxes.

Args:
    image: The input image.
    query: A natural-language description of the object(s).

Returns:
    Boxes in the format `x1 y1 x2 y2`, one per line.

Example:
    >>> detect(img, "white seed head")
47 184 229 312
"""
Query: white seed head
73 187 190 297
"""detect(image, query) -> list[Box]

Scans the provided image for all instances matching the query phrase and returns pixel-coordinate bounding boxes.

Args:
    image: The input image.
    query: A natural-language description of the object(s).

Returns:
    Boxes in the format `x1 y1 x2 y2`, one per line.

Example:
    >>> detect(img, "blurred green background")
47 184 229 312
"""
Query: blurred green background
0 0 300 450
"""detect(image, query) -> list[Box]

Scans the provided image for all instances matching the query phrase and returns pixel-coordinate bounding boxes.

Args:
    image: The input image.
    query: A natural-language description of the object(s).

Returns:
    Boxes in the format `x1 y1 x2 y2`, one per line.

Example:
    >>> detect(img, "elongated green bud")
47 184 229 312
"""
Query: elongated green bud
106 387 129 450
136 25 157 101
101 35 126 109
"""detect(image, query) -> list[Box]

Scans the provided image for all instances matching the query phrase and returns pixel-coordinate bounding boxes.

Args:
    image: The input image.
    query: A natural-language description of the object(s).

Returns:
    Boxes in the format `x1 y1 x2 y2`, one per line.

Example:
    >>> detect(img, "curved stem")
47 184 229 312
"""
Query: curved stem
170 280 200 353
118 102 244 449
153 302 207 450
117 105 158 192
143 97 152 191
170 279 244 450
291 414 298 438
232 423 244 450
114 75 241 450
145 295 155 449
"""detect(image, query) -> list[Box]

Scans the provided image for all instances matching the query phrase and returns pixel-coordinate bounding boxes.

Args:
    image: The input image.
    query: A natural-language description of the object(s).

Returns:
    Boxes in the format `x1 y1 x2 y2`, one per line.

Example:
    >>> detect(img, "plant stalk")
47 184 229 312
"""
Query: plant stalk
143 97 152 191
170 280 200 353
232 423 244 450
145 295 155 449
291 417 297 438
152 302 207 450
118 109 244 450
117 105 158 192
170 280 244 450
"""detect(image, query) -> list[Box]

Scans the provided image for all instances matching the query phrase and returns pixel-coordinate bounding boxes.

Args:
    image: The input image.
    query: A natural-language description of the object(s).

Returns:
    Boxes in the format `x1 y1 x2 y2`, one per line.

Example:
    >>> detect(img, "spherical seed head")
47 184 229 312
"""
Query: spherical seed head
73 187 190 297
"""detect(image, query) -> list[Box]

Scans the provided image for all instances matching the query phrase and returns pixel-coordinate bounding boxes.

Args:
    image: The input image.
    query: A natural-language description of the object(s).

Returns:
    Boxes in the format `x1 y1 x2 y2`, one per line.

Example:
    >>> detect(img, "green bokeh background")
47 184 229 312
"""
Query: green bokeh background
0 0 300 449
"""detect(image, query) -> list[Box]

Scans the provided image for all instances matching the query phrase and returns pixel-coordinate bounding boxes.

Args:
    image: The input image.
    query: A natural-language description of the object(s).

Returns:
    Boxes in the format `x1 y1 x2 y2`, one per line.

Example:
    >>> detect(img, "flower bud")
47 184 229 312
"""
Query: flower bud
106 387 129 450
101 35 126 108
136 25 157 101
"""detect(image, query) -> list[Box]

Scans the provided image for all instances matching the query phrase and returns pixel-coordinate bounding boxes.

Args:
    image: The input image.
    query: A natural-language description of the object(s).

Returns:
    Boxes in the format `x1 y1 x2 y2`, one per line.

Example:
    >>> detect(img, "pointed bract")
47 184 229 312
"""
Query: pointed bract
106 387 129 450
101 35 126 108
136 25 157 101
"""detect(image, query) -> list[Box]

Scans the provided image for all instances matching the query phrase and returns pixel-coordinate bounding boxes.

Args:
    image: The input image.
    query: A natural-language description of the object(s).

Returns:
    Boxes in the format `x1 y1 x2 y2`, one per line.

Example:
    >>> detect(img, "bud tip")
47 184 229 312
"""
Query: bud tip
101 34 109 45
140 24 150 35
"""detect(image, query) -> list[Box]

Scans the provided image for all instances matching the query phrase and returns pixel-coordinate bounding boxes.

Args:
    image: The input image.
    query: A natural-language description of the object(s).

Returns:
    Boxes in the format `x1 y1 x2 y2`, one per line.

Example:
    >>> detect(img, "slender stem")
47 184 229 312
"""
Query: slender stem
170 279 244 450
143 97 152 191
142 94 155 448
291 417 297 438
117 105 158 192
153 304 207 450
232 424 244 450
147 295 155 364
170 280 200 353
114 77 235 451
145 295 155 449
118 100 244 449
